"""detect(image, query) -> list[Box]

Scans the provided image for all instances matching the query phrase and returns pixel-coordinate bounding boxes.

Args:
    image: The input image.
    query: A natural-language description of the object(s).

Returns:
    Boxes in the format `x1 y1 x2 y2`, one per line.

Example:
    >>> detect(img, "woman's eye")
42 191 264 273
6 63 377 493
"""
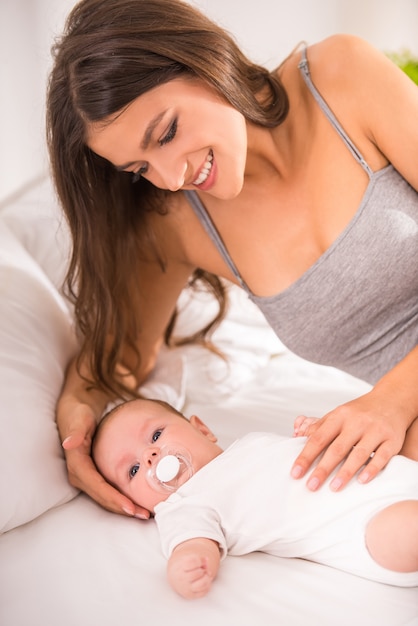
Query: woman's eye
129 463 140 478
152 430 162 443
159 118 177 146
132 164 148 184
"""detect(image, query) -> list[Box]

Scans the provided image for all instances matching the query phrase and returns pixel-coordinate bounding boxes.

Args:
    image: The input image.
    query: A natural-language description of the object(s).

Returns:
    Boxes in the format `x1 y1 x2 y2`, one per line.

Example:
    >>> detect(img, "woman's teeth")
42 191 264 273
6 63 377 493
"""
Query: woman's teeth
193 150 213 186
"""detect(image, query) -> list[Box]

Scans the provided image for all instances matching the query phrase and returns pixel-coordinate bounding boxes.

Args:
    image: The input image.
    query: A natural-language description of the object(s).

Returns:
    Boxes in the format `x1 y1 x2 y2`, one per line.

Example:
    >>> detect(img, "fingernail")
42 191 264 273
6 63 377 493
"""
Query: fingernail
358 471 370 484
291 465 303 479
307 477 320 491
61 436 71 448
134 513 149 520
122 506 135 516
330 477 342 491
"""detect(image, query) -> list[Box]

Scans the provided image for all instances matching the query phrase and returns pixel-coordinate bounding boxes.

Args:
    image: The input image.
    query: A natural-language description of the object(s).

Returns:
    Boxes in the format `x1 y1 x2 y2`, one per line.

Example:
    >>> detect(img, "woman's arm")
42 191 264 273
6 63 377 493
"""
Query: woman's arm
167 538 221 599
291 35 418 490
400 417 418 460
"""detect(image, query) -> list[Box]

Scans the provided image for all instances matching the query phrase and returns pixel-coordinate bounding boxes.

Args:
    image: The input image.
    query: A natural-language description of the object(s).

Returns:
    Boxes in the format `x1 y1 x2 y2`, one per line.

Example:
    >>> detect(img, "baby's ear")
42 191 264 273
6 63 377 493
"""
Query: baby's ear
189 415 218 442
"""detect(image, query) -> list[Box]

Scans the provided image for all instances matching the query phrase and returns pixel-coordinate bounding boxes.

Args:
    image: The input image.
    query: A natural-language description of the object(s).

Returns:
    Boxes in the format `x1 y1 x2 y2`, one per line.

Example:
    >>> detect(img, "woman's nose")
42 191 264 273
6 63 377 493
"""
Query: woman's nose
161 160 188 192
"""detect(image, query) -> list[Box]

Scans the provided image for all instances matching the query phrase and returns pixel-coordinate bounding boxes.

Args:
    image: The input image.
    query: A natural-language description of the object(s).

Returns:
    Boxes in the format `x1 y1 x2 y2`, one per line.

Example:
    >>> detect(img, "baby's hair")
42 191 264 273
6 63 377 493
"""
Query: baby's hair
92 397 186 458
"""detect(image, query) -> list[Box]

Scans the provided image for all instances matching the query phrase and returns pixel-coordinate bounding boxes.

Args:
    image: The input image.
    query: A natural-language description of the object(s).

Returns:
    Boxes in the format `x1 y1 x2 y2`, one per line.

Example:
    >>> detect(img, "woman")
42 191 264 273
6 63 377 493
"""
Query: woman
47 0 418 520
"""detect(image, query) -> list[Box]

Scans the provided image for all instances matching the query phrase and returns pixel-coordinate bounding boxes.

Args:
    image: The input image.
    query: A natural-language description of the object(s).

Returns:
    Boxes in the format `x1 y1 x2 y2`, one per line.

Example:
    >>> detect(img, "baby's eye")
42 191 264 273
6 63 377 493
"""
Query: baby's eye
129 463 140 479
152 430 162 442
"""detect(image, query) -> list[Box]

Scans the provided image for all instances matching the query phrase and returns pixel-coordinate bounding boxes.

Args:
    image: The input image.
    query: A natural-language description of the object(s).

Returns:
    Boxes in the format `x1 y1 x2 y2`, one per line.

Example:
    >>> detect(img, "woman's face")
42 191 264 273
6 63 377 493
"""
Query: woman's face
86 77 248 200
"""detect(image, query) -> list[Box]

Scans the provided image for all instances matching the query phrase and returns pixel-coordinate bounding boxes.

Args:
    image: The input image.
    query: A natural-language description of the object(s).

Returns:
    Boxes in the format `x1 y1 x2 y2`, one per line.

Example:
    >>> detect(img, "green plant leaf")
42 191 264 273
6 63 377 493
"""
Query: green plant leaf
386 50 418 85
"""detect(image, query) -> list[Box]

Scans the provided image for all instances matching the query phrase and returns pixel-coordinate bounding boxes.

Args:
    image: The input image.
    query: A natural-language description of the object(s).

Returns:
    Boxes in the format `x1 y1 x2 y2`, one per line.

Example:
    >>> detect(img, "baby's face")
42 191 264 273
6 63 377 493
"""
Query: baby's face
93 399 222 513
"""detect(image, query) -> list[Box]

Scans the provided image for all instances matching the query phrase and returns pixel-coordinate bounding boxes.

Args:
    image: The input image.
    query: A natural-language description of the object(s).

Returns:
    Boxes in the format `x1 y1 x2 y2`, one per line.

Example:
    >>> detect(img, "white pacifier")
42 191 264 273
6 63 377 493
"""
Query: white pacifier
156 455 181 482
147 446 193 493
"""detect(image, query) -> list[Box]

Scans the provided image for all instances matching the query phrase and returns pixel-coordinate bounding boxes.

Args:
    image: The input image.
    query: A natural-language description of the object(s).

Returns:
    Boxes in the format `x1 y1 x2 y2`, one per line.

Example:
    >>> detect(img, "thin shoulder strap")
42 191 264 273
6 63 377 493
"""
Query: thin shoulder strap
183 190 250 291
298 47 373 177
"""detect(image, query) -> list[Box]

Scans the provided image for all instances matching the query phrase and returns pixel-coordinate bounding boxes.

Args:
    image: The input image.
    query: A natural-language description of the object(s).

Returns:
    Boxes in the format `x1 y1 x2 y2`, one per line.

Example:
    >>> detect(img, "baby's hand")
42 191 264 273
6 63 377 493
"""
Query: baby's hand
168 554 214 599
293 415 319 437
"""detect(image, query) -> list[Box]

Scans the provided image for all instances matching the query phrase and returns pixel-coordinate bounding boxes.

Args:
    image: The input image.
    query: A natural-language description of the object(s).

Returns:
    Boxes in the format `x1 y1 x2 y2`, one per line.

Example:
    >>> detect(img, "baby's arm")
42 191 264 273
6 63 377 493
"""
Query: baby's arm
167 538 221 599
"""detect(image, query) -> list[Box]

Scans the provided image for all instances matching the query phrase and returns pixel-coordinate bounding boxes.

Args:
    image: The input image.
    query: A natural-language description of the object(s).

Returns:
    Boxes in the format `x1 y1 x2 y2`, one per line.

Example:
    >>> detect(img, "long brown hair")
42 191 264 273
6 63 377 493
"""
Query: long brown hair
46 0 289 398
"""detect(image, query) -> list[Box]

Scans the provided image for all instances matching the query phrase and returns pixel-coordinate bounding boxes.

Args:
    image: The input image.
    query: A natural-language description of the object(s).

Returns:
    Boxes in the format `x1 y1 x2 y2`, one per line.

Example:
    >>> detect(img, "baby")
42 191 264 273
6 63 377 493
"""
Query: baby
92 398 418 599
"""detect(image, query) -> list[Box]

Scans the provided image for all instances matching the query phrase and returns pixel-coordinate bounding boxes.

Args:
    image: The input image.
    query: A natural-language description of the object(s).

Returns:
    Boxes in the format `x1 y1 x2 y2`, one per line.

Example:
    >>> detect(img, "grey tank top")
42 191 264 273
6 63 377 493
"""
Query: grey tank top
184 48 418 384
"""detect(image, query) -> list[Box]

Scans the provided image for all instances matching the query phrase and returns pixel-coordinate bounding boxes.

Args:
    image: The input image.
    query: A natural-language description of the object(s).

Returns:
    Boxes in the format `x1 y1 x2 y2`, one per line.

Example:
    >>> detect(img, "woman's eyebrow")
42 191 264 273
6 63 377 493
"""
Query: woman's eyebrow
141 110 167 149
115 110 167 171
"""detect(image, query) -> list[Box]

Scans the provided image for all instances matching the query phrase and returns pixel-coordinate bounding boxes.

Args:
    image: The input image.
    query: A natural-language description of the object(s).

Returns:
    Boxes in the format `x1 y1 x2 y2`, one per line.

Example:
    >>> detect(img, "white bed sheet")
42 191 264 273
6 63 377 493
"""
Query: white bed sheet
1 350 417 626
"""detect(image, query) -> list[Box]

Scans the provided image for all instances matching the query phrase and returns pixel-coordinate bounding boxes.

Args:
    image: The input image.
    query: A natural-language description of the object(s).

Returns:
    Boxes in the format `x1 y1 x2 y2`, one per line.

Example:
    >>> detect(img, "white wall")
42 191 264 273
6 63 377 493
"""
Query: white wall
1 0 417 204
0 0 75 205
191 0 418 67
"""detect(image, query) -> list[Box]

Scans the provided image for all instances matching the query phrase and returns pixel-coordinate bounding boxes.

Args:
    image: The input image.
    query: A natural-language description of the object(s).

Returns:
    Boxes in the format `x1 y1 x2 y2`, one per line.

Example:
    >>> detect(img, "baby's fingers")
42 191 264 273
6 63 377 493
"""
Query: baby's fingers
293 415 320 437
173 557 213 598
188 559 213 597
189 574 213 597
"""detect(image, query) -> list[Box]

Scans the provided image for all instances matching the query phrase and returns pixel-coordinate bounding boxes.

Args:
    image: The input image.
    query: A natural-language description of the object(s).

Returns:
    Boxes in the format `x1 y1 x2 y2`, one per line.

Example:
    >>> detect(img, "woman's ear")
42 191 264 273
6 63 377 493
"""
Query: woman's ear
189 415 218 442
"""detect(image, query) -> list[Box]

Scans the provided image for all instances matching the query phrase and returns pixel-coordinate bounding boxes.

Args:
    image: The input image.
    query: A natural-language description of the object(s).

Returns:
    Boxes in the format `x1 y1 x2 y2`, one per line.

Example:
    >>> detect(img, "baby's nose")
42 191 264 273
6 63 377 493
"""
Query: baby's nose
144 448 159 467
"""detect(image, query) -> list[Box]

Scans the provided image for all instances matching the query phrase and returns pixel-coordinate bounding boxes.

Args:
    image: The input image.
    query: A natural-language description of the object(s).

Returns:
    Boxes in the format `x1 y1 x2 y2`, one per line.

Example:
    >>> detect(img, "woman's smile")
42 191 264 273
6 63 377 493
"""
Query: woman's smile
192 149 215 188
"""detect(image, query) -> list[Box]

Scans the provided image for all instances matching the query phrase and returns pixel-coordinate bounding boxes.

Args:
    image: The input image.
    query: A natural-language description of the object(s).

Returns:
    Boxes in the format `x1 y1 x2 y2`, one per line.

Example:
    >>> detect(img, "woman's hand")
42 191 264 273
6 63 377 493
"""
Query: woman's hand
291 386 412 492
59 403 149 519
57 358 150 519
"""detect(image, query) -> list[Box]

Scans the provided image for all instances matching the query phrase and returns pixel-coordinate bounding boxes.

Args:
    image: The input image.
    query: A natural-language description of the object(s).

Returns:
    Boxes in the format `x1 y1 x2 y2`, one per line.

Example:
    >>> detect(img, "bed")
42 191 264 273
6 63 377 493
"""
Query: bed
0 176 417 626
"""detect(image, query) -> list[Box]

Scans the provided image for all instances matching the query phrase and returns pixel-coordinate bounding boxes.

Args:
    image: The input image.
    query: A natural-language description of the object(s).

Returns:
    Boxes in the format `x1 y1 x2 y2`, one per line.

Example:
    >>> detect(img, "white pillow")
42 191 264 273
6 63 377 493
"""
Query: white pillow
0 175 286 533
0 178 187 532
1 175 71 292
139 346 186 409
0 218 79 533
172 281 286 397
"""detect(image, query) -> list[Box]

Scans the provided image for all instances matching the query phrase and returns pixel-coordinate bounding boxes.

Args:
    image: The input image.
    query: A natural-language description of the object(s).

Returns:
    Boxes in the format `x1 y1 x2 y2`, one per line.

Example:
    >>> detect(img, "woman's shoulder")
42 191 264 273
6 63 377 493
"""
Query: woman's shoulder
306 34 387 95
311 33 368 55
280 34 380 117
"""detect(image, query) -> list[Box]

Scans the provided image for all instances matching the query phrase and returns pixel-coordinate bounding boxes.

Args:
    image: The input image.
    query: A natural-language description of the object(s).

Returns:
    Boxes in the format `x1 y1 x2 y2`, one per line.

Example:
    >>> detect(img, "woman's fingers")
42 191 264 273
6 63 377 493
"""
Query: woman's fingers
291 416 343 481
61 432 86 449
87 468 150 519
356 440 395 484
57 391 150 518
57 401 97 449
309 437 378 491
291 395 405 490
61 420 150 520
